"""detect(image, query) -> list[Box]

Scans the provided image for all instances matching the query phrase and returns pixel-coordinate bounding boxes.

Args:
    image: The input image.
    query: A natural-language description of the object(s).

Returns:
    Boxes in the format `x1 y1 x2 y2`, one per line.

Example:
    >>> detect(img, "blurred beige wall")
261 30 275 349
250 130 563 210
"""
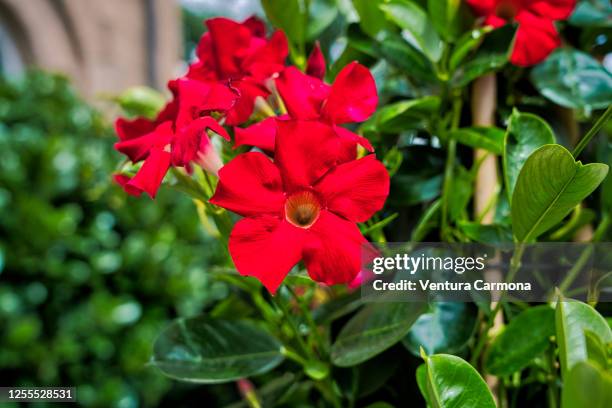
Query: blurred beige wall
0 0 182 97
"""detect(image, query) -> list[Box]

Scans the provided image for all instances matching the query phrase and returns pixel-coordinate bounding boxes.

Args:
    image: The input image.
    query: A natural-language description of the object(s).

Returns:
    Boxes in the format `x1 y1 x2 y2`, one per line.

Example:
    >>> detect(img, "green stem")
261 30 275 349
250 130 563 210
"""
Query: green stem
272 293 312 359
440 97 463 241
572 105 612 158
287 286 327 356
471 244 525 365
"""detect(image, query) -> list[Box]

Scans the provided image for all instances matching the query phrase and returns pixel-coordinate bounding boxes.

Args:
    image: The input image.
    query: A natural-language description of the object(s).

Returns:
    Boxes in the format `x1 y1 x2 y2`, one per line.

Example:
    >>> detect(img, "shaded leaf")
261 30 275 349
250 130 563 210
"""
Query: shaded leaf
561 361 612 408
556 299 612 379
152 317 284 383
451 126 505 155
531 48 612 111
331 302 425 367
485 305 555 375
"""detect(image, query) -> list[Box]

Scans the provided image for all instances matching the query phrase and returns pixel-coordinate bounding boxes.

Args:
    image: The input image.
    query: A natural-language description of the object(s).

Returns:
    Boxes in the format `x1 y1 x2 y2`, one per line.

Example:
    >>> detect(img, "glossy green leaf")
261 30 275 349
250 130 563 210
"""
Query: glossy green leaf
416 364 433 407
353 0 387 37
377 30 437 82
380 0 443 62
556 299 612 379
427 0 467 42
561 361 612 408
503 110 556 202
306 0 338 41
485 305 555 376
422 353 496 408
331 302 425 367
262 0 305 64
449 27 491 72
569 0 612 28
511 144 609 242
531 48 612 111
450 127 505 155
364 96 440 133
403 302 478 356
452 24 516 87
151 317 284 383
584 330 610 370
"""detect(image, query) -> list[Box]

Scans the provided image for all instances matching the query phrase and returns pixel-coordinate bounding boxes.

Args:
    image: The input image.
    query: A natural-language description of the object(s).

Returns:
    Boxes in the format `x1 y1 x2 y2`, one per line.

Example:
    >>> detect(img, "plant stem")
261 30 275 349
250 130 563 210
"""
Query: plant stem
572 105 612 158
440 96 463 240
287 286 327 356
471 244 525 365
272 293 312 359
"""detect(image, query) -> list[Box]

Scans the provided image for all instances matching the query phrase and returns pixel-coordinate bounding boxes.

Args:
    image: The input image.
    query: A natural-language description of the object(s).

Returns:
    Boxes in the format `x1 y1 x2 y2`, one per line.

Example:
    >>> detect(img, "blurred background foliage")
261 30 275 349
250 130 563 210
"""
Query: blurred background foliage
0 71 233 407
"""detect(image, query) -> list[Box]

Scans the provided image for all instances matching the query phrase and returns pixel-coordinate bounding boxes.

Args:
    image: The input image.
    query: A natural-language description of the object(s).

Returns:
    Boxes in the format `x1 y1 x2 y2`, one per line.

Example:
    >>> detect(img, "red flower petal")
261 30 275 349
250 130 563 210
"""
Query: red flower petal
275 120 356 191
114 121 173 163
322 62 378 124
276 67 330 121
466 0 498 16
234 117 277 152
126 146 171 198
528 0 576 20
115 117 155 141
171 116 229 167
210 152 285 217
244 31 289 80
204 18 252 79
229 215 306 293
242 15 266 38
315 155 389 223
306 42 326 80
484 14 508 28
176 79 237 128
113 174 141 196
333 125 374 152
302 210 366 286
225 79 269 126
512 12 561 66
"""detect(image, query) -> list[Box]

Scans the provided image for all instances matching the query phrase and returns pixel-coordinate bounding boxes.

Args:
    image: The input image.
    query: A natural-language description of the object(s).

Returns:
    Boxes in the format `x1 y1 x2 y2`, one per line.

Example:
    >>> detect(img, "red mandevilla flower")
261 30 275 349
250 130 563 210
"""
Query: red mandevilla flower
234 60 377 152
113 80 230 198
210 120 389 293
467 0 576 66
187 16 288 125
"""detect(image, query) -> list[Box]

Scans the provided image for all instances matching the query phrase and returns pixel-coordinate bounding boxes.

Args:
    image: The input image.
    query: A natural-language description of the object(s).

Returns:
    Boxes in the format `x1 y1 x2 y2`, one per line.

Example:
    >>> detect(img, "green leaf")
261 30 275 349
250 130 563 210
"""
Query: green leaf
151 317 284 383
452 24 516 87
262 0 306 65
531 48 612 111
448 165 473 222
503 110 556 202
380 0 443 62
353 0 388 37
450 126 505 155
561 361 612 408
331 302 425 367
484 305 555 376
449 27 490 72
427 0 465 42
584 330 610 370
422 353 496 408
403 302 478 356
307 0 338 41
569 0 612 27
457 222 513 244
416 364 433 407
556 299 612 379
377 31 437 82
511 144 609 242
364 96 440 134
